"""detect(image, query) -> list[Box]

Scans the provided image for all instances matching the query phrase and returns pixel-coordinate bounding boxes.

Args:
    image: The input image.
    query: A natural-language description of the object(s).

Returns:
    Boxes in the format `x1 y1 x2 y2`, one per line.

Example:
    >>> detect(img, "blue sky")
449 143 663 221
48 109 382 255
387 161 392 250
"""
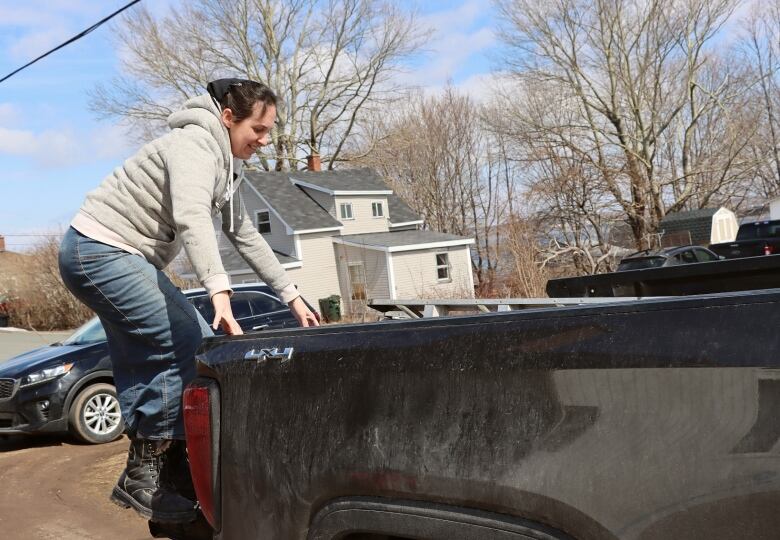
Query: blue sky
0 0 499 252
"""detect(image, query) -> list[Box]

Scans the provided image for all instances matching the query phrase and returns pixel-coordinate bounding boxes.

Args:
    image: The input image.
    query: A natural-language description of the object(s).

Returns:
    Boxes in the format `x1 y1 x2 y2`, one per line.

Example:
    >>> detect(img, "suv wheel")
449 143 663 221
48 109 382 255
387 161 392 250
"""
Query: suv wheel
68 383 124 444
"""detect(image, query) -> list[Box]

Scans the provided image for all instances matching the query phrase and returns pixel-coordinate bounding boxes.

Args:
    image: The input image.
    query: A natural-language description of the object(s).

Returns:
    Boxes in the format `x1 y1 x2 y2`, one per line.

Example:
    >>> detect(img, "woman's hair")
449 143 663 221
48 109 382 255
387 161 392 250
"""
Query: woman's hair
217 80 277 122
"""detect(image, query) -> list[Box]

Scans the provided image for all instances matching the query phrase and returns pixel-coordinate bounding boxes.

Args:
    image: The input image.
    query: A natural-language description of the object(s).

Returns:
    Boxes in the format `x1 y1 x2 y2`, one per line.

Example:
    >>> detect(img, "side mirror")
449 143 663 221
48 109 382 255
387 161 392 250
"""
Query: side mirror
718 255 726 260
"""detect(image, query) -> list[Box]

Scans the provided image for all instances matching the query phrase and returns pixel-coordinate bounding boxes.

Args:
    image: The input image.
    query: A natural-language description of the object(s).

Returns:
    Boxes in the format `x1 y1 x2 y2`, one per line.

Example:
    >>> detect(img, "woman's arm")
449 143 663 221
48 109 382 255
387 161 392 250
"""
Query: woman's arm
221 190 319 327
288 296 319 327
165 132 231 298
211 290 243 335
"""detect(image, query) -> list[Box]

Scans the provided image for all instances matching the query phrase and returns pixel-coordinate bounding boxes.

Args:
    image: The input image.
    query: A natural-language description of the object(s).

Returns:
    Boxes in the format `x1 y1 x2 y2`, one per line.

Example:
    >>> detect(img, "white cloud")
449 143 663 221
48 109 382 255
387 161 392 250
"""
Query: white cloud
0 122 132 168
0 103 20 125
0 1 119 61
425 26 496 82
8 27 72 61
400 1 497 92
0 127 38 154
450 71 507 102
417 71 513 104
90 123 137 161
417 0 486 33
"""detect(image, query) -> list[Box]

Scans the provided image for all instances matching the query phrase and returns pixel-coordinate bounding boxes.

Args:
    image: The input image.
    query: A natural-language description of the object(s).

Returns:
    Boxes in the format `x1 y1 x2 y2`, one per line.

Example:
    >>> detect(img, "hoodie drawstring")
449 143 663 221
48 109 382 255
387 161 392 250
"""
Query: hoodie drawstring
228 156 235 233
210 93 237 233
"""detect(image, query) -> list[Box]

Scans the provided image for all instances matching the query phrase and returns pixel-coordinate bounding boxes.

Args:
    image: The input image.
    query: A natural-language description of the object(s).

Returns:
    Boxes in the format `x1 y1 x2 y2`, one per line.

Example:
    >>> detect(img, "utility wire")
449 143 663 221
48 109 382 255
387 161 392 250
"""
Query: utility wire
0 0 142 85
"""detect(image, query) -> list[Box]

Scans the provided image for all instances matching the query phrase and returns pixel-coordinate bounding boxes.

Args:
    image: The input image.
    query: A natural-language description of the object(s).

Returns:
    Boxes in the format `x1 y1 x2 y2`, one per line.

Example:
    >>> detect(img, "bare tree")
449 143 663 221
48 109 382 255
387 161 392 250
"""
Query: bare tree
502 216 549 298
741 0 780 198
0 237 93 330
359 87 512 292
91 0 426 170
495 0 751 249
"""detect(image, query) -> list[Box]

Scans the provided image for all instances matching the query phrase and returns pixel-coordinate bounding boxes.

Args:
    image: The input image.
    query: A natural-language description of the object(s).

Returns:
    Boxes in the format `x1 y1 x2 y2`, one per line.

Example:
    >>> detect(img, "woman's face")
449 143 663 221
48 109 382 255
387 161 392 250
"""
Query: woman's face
221 102 276 160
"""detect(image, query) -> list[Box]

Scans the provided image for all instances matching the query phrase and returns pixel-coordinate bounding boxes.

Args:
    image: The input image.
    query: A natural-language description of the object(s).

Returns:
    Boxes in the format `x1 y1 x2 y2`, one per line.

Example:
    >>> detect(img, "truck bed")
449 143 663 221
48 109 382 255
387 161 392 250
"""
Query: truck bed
189 289 780 540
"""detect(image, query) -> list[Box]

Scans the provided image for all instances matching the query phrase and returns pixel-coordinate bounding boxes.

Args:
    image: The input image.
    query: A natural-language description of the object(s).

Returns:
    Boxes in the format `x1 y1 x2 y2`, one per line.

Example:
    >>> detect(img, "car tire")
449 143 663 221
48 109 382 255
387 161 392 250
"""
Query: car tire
68 383 124 444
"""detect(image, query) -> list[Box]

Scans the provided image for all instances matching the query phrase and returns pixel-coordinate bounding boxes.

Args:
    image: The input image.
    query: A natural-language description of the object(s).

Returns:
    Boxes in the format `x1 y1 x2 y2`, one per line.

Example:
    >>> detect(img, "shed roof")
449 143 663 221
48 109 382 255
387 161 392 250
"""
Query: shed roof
659 208 720 245
387 195 422 224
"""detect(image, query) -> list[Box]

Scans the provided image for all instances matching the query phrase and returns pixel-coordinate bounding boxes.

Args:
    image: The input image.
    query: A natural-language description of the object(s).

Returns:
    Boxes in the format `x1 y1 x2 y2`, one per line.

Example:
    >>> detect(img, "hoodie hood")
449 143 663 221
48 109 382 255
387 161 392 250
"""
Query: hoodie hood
167 94 231 161
167 93 245 232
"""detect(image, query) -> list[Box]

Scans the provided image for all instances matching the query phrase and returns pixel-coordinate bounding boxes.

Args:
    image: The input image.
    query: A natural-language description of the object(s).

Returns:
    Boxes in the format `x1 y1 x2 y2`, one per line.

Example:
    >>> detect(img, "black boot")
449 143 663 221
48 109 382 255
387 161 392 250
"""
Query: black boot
161 440 197 501
148 440 214 539
110 437 197 523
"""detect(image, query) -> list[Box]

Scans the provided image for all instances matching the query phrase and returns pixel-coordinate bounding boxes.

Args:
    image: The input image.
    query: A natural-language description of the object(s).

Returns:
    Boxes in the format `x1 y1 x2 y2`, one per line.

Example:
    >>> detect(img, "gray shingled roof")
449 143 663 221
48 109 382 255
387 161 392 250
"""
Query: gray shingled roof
244 168 423 230
340 230 472 249
178 245 298 277
218 244 299 274
288 167 391 192
243 171 342 231
659 208 719 245
387 194 422 224
660 208 719 223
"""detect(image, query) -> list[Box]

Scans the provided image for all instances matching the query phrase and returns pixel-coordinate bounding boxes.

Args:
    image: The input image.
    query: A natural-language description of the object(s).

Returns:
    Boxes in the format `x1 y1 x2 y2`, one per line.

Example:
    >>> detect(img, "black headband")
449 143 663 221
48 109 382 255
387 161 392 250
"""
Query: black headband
206 78 255 104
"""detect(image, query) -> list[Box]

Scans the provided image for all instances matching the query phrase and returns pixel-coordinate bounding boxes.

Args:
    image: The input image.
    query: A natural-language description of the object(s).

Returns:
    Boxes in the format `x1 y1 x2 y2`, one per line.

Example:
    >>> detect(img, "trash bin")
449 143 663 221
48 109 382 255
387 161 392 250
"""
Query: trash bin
318 295 341 323
0 314 7 328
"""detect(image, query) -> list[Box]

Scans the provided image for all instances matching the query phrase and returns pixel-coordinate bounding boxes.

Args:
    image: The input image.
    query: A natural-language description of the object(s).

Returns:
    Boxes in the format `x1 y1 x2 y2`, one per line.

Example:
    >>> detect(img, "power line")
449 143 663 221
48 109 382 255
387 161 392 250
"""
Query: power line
0 0 142 85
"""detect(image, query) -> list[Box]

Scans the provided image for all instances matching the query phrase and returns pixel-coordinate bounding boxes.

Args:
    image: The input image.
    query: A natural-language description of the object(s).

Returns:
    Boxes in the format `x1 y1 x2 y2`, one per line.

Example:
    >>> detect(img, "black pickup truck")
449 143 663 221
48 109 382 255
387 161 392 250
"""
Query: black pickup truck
171 289 780 540
709 219 780 259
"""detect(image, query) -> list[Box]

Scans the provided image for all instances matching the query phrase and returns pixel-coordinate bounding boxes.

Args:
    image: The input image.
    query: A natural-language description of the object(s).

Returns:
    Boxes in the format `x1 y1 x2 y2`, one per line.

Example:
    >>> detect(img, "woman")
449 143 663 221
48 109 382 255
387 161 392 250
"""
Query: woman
59 78 318 523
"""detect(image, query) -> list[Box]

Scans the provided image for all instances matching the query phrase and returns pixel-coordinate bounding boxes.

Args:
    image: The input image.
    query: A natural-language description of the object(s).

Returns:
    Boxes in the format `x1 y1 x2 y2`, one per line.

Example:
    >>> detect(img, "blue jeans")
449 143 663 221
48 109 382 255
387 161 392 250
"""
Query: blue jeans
58 227 213 439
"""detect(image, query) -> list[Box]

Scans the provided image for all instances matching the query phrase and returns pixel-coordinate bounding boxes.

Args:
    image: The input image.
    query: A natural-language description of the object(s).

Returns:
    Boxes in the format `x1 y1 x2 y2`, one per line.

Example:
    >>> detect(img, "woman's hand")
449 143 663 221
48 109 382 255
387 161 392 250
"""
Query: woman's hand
211 291 243 335
289 296 320 327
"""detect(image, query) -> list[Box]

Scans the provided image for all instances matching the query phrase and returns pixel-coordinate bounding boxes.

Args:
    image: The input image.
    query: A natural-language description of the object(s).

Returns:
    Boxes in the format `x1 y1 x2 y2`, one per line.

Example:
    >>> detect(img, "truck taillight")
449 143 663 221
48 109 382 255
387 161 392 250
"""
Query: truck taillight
764 244 774 255
183 382 220 530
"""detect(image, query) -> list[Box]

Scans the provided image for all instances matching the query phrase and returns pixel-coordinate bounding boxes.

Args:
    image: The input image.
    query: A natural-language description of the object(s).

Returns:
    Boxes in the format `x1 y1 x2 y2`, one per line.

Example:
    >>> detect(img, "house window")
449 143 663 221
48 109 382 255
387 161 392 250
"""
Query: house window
436 253 450 281
340 203 354 220
348 262 367 300
256 210 271 234
371 202 384 218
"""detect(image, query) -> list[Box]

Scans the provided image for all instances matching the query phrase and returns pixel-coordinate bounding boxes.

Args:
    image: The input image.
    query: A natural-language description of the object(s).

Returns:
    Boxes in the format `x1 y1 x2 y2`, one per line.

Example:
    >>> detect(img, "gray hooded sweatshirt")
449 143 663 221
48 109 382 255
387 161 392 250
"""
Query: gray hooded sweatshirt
70 94 297 303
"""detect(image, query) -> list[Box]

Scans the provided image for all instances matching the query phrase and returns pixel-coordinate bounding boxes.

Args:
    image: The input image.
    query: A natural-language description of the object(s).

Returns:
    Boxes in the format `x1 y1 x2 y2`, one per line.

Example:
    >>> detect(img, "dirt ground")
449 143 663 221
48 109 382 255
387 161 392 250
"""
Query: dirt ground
0 433 151 539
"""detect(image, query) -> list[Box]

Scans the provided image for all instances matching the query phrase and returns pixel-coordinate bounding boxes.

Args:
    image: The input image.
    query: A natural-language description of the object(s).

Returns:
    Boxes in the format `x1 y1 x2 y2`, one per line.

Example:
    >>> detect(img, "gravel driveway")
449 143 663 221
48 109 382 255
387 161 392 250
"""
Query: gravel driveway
0 329 151 539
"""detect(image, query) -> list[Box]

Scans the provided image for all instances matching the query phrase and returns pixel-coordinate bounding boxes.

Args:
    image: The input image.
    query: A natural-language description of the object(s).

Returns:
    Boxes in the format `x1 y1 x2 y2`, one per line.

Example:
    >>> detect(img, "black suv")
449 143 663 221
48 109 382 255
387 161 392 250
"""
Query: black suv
0 283 311 444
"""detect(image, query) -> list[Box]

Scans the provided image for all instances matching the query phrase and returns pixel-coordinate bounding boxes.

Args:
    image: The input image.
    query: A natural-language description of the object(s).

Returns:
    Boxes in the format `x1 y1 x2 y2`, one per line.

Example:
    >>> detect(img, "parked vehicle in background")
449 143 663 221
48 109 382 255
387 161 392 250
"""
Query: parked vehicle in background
0 283 309 444
709 219 780 259
186 283 316 332
616 245 721 271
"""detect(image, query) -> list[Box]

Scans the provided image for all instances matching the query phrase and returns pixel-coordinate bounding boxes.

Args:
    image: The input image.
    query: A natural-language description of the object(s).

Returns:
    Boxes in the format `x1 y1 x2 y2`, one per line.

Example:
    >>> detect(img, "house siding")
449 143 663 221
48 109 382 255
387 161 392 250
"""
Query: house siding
334 196 390 235
286 232 341 303
230 232 340 305
392 246 474 299
241 184 296 255
334 243 391 300
260 210 296 255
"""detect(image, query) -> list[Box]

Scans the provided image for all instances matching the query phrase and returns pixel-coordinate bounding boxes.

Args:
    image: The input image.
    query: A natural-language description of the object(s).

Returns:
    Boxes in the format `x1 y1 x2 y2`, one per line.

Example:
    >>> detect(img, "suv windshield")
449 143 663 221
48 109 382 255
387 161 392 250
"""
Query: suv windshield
617 257 667 271
62 317 107 345
736 221 780 240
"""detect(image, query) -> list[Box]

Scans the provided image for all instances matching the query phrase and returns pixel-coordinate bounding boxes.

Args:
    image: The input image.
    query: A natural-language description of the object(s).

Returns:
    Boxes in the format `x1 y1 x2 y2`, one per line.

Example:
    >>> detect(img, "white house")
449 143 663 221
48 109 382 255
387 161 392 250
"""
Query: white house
184 168 475 313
